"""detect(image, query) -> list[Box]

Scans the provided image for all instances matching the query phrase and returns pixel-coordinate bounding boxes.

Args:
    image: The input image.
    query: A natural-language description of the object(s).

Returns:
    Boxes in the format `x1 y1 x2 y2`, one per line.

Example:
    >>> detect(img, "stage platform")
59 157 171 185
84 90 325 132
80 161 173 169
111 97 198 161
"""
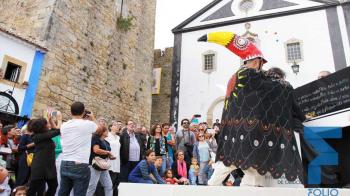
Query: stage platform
119 183 350 196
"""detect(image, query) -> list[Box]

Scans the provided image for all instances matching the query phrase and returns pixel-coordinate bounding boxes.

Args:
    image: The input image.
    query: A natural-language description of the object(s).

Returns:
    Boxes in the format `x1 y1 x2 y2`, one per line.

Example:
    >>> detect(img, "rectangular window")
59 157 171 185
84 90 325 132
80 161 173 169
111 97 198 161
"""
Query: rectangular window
286 42 302 61
1 55 27 87
204 54 215 71
4 62 21 82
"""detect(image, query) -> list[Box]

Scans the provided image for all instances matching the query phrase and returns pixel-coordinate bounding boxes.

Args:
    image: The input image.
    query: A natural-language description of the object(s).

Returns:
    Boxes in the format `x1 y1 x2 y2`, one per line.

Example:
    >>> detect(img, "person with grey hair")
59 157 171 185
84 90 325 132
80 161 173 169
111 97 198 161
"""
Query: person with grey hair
318 71 331 79
264 67 292 88
266 67 286 79
119 120 145 182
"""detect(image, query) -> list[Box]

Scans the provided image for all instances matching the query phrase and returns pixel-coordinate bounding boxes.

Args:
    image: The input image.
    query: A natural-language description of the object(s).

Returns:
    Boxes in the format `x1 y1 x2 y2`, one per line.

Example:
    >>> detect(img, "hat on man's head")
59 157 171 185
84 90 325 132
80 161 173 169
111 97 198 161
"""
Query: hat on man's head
198 31 267 64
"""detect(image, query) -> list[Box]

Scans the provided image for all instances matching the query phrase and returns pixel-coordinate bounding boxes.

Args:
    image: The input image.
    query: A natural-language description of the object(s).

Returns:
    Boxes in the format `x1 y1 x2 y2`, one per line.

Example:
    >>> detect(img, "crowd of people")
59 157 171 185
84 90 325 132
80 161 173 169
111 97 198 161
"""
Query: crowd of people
0 66 337 196
0 31 339 196
0 101 222 196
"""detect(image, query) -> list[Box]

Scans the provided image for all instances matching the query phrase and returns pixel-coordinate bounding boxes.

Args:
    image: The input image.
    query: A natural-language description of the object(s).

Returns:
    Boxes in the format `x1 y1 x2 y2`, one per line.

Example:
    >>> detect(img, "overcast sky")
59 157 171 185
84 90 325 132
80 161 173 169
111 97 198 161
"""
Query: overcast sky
154 0 213 49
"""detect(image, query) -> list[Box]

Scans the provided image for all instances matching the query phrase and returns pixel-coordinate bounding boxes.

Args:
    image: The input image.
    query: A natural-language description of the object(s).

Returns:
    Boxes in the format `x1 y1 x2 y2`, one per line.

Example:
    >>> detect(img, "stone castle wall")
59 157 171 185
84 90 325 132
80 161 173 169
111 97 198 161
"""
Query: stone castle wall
151 48 173 125
0 0 156 127
0 0 56 44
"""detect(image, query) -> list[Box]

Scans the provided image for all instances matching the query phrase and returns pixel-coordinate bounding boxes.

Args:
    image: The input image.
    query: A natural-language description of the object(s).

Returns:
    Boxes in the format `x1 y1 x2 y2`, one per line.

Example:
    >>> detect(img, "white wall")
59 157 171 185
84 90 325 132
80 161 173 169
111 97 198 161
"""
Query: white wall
0 33 37 113
178 10 335 124
184 0 323 29
304 109 350 127
119 183 350 196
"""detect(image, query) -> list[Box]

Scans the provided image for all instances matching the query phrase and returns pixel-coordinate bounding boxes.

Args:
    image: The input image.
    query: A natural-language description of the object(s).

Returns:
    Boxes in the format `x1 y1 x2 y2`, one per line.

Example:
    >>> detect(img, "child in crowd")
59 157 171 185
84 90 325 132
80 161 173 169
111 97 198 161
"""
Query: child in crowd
11 186 27 196
188 158 199 185
154 156 163 177
128 150 165 184
163 169 179 185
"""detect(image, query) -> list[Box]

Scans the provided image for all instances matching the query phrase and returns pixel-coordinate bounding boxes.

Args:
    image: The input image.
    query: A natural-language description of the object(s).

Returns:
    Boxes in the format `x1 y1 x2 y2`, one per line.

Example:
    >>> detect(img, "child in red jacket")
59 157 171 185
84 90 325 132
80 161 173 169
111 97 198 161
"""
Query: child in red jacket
163 169 179 185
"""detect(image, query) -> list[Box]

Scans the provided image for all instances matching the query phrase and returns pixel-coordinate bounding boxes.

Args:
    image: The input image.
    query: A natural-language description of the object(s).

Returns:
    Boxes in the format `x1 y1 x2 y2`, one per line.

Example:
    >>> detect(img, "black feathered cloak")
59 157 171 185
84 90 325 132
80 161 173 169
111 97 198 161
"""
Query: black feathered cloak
216 66 304 183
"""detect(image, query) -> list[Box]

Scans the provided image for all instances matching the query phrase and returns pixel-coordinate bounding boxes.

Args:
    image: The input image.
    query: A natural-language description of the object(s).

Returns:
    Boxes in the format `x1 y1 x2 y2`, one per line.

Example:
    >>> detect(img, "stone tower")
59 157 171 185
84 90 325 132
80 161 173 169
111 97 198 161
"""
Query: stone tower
0 0 156 126
151 48 173 125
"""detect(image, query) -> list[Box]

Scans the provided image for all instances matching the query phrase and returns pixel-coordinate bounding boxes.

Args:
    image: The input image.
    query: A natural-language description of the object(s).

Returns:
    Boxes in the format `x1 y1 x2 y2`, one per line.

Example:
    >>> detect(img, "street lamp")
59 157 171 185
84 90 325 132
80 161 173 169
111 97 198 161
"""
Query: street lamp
291 61 300 75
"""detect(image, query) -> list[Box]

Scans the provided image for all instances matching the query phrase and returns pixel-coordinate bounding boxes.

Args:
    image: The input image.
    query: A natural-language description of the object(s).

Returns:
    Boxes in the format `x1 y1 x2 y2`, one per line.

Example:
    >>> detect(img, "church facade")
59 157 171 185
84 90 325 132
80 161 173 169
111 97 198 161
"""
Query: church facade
171 0 350 127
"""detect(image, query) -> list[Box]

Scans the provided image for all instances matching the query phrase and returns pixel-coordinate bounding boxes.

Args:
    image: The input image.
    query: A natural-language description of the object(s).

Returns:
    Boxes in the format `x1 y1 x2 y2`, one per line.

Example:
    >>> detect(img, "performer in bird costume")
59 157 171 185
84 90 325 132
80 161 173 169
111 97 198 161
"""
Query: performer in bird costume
198 32 303 186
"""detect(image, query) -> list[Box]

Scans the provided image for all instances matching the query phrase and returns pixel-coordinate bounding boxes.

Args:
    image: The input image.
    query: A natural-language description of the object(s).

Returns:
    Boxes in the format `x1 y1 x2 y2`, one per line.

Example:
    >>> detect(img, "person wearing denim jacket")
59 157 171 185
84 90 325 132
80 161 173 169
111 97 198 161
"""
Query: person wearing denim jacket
193 133 212 185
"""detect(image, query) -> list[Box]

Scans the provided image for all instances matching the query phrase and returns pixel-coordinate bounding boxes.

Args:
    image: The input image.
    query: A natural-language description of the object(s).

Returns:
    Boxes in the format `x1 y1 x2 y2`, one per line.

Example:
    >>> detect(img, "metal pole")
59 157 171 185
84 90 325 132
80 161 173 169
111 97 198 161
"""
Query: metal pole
120 0 124 17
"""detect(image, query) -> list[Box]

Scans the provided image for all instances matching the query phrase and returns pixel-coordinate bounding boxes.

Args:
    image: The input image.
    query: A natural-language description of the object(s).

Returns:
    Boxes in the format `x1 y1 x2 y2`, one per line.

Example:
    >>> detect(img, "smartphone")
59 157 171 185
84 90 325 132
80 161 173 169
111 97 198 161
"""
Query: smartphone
51 111 57 117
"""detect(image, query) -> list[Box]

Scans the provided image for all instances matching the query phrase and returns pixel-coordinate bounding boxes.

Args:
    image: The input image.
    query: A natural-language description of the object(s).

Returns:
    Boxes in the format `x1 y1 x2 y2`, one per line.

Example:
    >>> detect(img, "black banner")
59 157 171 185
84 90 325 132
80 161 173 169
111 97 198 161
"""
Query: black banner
294 67 350 117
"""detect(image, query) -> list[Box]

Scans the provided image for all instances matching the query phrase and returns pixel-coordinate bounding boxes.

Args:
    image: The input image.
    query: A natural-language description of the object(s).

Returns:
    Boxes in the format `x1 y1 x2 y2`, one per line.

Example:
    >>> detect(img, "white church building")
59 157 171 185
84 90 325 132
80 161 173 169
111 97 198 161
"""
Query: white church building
170 0 350 127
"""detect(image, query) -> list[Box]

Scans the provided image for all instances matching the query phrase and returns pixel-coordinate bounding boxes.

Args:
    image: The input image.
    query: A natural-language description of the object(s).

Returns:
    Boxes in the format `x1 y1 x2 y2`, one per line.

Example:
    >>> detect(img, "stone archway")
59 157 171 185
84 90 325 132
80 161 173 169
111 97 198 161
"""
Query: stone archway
206 96 225 127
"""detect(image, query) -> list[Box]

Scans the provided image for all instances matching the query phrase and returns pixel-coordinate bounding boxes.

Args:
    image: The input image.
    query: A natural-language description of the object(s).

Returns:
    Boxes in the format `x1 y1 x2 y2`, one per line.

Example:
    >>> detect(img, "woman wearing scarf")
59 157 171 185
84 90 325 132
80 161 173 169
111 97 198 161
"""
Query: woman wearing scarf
147 124 168 175
172 150 189 185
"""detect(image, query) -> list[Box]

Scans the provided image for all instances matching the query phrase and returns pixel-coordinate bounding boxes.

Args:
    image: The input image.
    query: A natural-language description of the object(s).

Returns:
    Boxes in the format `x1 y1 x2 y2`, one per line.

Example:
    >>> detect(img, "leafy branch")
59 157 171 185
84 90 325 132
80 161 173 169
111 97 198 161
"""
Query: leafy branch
117 16 134 32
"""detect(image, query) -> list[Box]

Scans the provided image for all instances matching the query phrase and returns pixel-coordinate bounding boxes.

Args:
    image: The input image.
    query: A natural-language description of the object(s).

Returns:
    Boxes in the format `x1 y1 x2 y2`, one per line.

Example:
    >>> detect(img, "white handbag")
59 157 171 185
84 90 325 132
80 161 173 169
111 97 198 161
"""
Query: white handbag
92 157 111 171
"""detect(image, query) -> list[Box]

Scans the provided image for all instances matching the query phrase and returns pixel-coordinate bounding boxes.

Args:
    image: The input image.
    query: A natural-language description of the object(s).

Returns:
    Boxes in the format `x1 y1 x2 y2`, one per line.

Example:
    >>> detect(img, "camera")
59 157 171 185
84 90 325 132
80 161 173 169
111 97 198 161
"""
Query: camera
184 143 192 148
193 114 201 118
83 110 91 118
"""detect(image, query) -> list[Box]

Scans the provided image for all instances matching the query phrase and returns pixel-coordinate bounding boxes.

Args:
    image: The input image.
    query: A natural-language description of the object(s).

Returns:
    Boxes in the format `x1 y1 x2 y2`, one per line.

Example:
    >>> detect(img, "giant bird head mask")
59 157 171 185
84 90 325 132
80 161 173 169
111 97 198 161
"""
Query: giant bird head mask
198 32 267 64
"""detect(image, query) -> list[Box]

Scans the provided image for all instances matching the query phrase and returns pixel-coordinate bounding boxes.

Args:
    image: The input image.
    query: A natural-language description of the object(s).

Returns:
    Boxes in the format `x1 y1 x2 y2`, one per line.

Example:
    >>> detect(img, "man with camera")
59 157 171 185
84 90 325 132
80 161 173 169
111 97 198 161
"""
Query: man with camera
58 102 97 196
176 119 196 165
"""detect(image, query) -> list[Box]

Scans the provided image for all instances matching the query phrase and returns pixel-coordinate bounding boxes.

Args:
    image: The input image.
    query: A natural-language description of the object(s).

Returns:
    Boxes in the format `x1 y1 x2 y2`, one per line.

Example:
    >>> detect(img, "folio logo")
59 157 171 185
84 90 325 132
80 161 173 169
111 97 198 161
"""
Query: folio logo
304 127 342 185
307 188 339 196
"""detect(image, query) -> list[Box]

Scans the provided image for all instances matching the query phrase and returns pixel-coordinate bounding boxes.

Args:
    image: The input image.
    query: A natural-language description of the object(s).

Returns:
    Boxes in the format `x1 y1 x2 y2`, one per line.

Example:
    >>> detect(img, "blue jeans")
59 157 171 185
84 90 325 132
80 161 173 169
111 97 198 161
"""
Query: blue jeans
86 166 113 196
198 161 209 185
161 155 168 175
188 168 197 185
58 161 91 196
168 155 174 169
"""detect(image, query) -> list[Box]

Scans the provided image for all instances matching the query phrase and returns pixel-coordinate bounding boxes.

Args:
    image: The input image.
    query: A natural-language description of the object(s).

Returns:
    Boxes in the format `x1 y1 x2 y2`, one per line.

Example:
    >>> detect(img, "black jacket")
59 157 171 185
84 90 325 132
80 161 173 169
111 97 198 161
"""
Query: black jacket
119 130 145 164
31 129 60 180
